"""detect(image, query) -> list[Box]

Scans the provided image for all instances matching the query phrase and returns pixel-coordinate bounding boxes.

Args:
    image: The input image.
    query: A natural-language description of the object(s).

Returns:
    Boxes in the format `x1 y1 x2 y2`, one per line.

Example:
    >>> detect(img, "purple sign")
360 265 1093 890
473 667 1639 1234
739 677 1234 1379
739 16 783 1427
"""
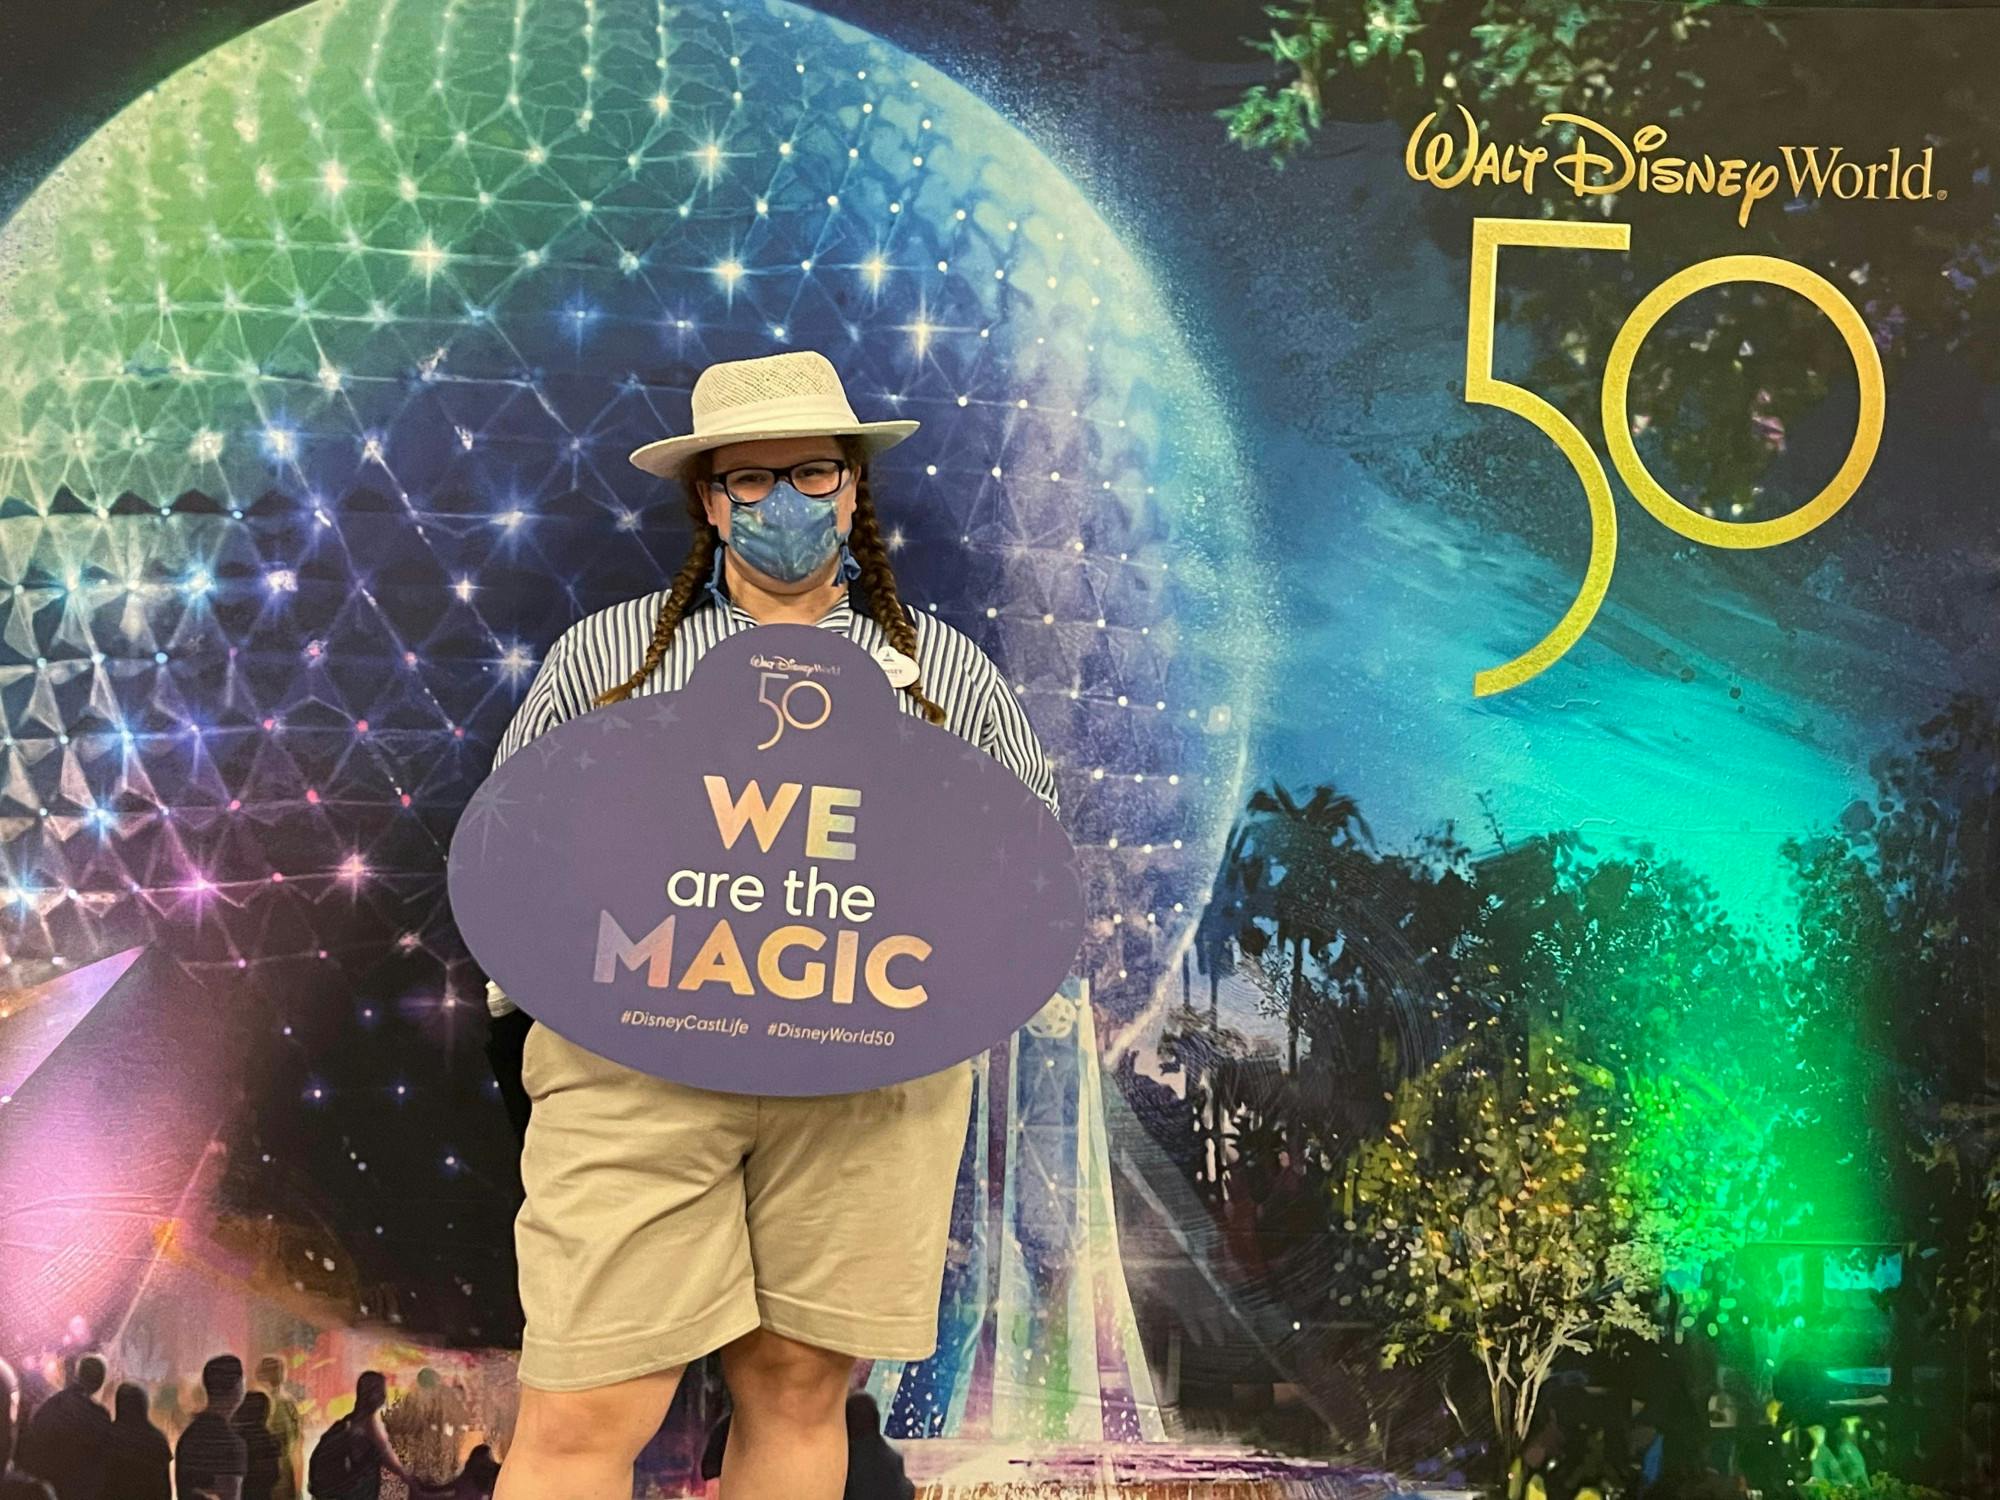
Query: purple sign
447 624 1085 1095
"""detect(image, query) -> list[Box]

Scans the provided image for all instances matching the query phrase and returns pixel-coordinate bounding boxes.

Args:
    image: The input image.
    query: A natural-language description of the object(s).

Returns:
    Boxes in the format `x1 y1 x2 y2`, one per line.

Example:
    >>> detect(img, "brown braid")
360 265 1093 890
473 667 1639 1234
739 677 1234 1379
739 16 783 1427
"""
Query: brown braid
595 435 945 723
591 451 718 706
840 436 947 725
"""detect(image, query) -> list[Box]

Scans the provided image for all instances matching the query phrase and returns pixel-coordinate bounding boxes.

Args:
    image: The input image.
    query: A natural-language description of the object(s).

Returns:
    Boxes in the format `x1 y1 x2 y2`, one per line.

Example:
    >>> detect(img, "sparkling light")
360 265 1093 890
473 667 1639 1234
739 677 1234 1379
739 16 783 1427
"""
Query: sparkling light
0 0 1262 1446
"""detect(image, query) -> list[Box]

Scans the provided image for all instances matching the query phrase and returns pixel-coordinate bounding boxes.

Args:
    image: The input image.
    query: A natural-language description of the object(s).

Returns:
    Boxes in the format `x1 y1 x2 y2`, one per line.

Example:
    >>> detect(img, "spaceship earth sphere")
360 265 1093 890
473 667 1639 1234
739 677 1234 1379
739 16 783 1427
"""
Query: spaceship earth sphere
0 0 1265 1341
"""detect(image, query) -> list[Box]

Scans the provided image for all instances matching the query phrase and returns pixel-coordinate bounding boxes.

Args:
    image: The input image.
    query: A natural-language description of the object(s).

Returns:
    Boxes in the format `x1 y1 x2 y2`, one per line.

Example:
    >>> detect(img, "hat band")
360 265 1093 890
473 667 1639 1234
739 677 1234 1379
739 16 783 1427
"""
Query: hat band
692 391 864 438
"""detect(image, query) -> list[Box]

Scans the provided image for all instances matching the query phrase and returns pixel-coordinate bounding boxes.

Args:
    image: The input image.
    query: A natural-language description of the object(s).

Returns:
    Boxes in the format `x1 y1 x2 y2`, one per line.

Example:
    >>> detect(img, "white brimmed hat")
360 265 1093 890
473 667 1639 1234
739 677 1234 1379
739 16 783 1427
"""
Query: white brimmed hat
628 349 920 478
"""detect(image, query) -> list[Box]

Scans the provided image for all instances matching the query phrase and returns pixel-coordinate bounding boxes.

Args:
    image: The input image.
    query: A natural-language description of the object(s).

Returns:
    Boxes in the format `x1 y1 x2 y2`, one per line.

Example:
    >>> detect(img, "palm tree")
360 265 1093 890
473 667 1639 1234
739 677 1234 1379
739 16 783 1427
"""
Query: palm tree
1239 782 1376 1078
1193 820 1268 1200
1195 821 1262 1025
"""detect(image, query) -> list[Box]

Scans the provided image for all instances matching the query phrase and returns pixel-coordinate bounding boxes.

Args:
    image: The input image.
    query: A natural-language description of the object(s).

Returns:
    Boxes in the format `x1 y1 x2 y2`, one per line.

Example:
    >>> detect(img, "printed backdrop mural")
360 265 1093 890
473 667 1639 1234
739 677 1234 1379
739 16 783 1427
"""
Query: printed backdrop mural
0 0 1994 1494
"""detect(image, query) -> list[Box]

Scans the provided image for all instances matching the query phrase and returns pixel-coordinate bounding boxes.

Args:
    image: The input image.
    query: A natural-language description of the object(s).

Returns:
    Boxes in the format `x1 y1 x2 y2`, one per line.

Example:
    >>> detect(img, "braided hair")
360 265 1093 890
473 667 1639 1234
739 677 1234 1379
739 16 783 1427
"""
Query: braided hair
592 434 946 724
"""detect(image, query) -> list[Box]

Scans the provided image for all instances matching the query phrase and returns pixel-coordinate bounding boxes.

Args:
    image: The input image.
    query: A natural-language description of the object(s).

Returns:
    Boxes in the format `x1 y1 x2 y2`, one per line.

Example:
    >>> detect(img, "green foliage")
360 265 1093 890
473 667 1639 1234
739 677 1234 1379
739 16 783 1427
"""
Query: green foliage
1524 847 1833 1267
1448 835 1837 1276
1217 1 1429 165
1347 1024 1661 1456
1180 695 2000 1461
1216 0 2000 526
1219 782 1378 1075
1796 695 2000 1331
1803 1477 1953 1500
1920 1101 2000 1330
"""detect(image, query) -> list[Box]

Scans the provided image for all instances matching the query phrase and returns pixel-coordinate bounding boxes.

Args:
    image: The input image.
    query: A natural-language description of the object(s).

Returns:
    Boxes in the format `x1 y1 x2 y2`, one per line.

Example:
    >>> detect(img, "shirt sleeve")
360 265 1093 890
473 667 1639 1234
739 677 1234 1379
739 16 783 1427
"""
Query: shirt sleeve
976 667 1061 821
484 628 578 1017
490 626 576 772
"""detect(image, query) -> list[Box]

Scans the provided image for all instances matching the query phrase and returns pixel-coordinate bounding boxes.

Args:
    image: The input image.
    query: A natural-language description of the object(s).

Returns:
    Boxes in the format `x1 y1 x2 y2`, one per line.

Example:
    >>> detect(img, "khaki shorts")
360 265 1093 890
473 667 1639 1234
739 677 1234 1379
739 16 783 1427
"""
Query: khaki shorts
513 1020 975 1391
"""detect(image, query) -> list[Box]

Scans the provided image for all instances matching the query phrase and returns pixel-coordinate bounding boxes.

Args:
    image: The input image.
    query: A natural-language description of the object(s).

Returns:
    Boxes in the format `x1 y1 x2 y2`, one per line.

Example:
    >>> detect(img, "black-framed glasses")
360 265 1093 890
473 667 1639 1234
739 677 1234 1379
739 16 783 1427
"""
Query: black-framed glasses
708 458 850 505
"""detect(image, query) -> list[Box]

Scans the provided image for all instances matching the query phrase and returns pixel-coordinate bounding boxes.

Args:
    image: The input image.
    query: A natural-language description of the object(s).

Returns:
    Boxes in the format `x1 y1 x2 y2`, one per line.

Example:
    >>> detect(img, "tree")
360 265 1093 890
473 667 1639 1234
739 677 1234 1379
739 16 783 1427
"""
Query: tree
1189 820 1275 1201
1449 833 1825 1279
1238 782 1376 1077
1787 693 2000 1464
1157 1003 1258 1201
1214 0 2000 538
1195 819 1263 1028
1346 1024 1663 1468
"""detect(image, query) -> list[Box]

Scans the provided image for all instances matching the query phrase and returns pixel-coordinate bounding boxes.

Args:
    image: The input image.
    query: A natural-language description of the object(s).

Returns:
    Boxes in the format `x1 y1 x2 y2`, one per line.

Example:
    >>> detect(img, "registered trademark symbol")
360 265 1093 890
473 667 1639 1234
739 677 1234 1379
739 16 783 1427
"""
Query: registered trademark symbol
1936 189 1949 200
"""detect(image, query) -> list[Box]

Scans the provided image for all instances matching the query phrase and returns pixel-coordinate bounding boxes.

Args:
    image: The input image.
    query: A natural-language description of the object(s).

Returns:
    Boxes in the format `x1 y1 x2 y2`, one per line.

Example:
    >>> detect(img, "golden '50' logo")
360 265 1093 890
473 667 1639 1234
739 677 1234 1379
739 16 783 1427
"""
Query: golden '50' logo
1465 218 1886 697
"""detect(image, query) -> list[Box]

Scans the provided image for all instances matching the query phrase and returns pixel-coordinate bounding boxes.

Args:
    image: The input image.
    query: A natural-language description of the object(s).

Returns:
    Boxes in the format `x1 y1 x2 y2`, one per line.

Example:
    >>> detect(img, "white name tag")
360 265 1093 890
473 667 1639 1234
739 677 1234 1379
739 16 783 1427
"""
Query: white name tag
872 645 919 687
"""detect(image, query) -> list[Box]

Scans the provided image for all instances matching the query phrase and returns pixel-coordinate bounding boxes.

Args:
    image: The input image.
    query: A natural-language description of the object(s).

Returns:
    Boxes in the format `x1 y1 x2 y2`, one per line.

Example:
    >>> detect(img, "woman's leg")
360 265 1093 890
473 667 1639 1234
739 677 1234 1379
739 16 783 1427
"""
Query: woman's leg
715 1329 853 1500
493 1367 685 1500
507 1027 762 1497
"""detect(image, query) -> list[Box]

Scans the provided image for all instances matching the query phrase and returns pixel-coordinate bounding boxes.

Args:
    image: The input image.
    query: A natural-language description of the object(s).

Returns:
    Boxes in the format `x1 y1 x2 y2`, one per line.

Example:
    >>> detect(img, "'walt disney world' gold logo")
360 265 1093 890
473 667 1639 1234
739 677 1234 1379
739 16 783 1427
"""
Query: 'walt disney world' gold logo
1407 108 1940 228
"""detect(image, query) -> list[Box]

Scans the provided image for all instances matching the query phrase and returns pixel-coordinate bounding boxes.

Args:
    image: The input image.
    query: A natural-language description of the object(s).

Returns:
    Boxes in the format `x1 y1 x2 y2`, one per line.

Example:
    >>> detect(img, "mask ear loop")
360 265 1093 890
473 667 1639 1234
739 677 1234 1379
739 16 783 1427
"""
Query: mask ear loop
704 543 729 606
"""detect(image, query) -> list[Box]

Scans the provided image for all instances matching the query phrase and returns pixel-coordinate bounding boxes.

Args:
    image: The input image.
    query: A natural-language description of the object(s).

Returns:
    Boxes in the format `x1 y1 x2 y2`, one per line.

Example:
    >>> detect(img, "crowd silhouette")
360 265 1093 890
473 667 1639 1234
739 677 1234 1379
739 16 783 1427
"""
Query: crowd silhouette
0 1349 499 1500
1 1341 931 1500
2 1355 56 1500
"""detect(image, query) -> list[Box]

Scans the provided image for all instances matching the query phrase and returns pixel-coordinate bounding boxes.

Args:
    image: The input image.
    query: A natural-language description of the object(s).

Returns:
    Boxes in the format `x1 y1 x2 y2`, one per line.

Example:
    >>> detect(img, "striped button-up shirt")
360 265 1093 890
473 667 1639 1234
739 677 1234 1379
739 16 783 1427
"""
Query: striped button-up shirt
480 583 1061 1017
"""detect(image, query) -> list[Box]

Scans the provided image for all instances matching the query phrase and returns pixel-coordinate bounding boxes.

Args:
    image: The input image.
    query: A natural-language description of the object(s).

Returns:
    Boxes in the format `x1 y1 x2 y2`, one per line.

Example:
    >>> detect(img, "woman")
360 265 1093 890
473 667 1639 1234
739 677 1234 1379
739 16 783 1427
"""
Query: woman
316 1373 437 1500
484 349 1059 1500
252 1358 302 1500
102 1384 171 1500
379 1369 460 1500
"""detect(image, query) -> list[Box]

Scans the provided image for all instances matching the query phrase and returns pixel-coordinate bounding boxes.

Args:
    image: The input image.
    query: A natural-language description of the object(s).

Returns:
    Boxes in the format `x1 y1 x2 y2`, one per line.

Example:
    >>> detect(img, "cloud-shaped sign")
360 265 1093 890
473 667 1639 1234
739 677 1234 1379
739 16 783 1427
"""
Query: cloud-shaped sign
448 624 1085 1095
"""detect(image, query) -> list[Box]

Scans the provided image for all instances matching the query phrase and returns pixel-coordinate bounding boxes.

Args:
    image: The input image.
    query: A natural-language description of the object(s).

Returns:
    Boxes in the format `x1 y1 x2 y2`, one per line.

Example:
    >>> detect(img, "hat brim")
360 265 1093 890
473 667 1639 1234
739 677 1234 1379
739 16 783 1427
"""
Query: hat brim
628 419 919 479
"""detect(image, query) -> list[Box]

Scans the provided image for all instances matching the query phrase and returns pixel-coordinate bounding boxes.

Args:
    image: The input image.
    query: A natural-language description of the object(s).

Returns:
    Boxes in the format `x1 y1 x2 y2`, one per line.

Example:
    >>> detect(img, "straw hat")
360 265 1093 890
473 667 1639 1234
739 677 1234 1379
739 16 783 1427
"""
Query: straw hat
627 349 920 478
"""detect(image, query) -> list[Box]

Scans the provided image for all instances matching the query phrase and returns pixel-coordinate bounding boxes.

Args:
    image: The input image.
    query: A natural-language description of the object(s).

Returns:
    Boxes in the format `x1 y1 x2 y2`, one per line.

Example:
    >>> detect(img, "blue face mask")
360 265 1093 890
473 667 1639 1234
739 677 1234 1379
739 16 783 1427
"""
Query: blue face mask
723 479 850 585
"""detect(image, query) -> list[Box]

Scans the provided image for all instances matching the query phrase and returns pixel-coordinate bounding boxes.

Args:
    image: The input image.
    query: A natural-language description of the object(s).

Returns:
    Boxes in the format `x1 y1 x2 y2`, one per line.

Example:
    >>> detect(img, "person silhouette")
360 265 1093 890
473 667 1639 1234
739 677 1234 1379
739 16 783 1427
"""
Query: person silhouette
427 1448 498 1500
102 1385 171 1500
15 1355 110 1500
234 1393 280 1500
379 1369 458 1498
839 1394 914 1500
173 1355 247 1500
0 1358 57 1500
252 1360 302 1500
310 1373 438 1500
697 1392 914 1500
